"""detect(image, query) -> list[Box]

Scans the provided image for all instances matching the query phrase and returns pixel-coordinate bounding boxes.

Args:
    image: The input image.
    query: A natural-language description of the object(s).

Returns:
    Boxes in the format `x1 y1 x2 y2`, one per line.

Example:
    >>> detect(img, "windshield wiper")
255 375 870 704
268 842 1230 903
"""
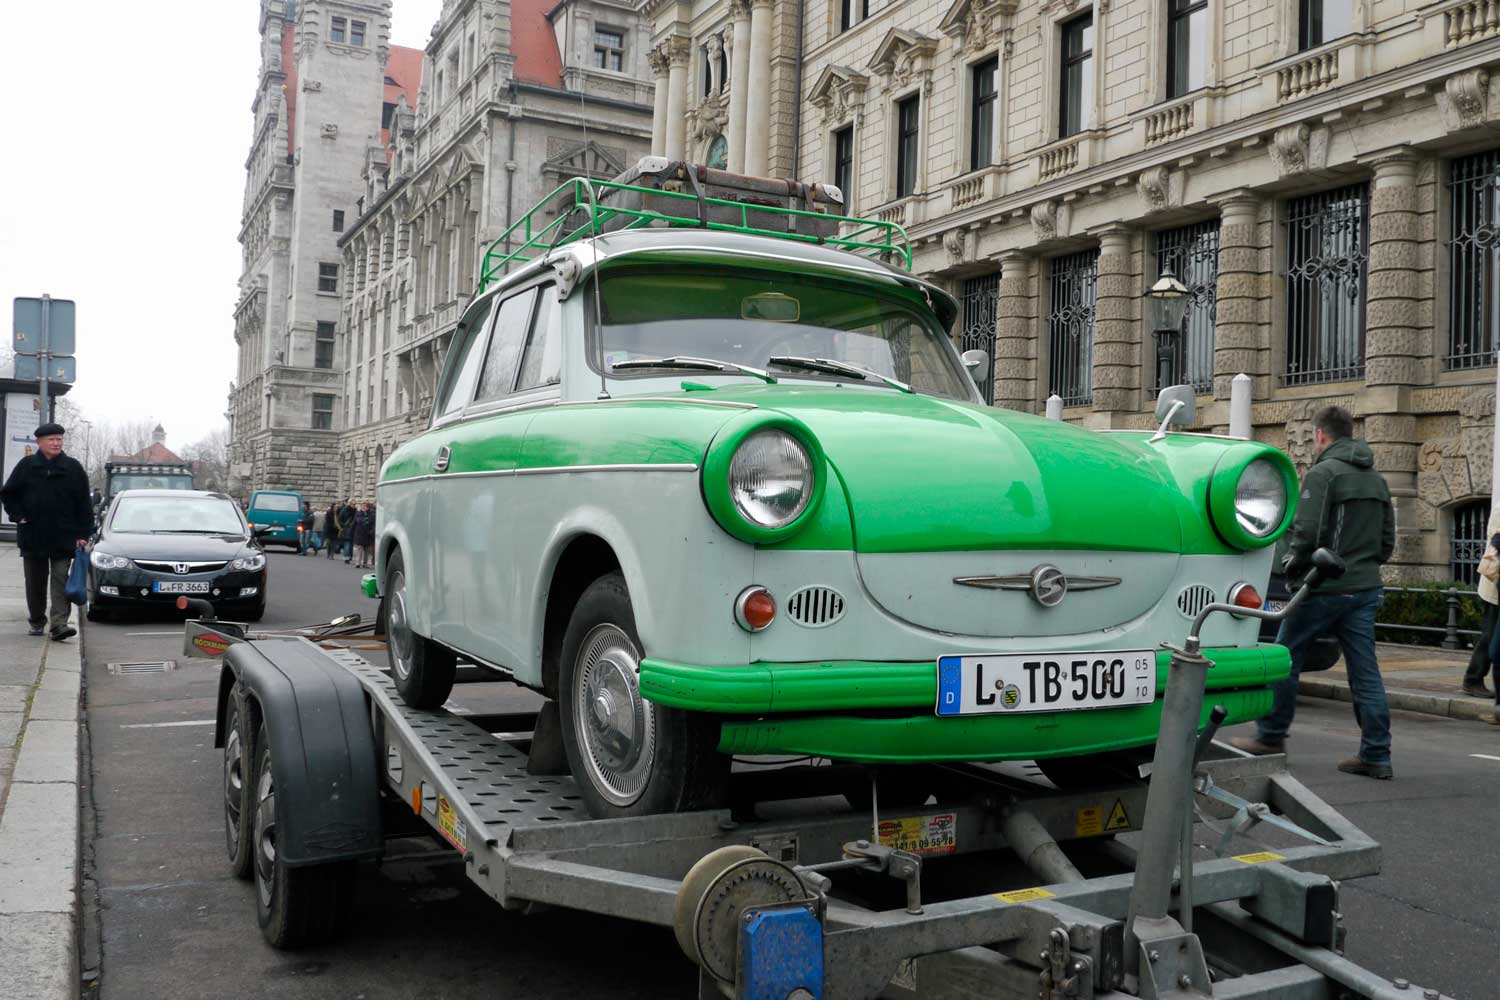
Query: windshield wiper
151 529 235 535
610 356 777 384
767 356 913 393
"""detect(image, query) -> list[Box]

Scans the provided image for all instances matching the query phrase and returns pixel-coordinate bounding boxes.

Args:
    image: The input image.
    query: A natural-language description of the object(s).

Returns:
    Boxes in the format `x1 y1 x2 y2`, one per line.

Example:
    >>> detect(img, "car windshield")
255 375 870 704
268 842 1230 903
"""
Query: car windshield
596 268 972 400
251 494 300 513
111 497 245 535
111 474 192 492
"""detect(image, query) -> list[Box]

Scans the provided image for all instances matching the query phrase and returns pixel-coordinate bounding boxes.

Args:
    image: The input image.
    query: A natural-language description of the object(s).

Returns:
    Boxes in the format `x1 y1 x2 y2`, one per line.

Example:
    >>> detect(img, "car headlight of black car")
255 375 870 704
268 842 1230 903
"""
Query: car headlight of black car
231 554 266 572
90 552 130 571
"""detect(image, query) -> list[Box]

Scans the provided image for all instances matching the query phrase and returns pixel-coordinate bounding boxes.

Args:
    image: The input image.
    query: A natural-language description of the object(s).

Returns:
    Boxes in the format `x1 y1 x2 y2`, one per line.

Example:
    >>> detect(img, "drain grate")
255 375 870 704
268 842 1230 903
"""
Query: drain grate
108 660 177 676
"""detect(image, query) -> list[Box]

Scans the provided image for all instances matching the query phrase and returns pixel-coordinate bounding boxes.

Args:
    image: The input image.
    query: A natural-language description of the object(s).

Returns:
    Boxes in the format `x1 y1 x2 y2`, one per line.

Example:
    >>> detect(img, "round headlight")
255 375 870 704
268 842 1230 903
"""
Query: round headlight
728 430 814 529
1234 458 1287 538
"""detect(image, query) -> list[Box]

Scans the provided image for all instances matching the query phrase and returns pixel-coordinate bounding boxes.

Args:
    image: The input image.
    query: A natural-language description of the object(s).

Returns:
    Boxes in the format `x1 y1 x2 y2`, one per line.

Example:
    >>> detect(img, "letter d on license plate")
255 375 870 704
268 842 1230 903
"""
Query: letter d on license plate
935 651 1156 716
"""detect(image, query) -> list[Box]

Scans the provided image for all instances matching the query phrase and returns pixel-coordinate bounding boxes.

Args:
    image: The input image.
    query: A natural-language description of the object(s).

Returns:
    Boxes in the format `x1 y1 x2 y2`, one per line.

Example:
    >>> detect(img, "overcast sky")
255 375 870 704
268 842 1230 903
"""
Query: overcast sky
0 1 442 453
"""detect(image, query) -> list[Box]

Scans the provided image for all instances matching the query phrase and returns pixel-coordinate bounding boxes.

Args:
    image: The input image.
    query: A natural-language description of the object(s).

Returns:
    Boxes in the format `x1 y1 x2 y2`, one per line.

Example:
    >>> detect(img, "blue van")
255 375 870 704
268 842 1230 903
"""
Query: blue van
246 489 304 549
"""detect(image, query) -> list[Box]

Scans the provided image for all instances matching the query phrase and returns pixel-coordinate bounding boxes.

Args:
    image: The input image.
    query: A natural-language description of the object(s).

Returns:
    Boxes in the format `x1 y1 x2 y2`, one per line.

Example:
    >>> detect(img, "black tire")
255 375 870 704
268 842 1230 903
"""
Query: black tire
384 548 456 709
1034 747 1152 790
224 686 255 879
250 722 354 948
241 602 266 623
85 604 111 623
558 573 728 819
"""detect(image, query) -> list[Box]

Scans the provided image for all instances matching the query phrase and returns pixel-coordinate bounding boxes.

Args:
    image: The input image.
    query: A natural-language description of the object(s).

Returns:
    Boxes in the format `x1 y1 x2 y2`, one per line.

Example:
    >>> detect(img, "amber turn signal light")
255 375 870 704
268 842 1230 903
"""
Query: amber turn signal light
734 586 776 632
1227 582 1263 610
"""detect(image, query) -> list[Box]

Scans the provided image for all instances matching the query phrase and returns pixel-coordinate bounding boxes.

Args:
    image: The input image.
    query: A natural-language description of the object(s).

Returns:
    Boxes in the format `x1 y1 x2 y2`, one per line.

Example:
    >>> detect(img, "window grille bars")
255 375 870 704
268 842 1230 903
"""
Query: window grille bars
1283 184 1367 386
1048 250 1098 406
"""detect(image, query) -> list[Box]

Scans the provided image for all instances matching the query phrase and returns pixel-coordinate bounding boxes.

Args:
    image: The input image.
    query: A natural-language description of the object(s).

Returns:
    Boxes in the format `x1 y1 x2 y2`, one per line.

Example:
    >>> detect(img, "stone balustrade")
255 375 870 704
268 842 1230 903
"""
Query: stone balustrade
1278 50 1339 101
875 202 907 225
1145 101 1193 145
1038 139 1080 181
1443 0 1500 45
951 174 986 209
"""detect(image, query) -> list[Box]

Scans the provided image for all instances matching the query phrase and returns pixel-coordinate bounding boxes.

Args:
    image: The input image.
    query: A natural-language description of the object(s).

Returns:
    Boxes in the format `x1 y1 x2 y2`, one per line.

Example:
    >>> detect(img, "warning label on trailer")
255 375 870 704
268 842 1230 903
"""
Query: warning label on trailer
1232 851 1286 865
1105 799 1131 832
436 794 468 853
994 887 1057 904
1076 805 1104 837
878 813 957 856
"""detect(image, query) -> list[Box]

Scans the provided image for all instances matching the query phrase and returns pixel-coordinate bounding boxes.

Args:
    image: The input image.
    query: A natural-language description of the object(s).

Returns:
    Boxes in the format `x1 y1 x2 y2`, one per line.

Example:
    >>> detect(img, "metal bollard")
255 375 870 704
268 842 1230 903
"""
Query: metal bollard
1441 588 1459 650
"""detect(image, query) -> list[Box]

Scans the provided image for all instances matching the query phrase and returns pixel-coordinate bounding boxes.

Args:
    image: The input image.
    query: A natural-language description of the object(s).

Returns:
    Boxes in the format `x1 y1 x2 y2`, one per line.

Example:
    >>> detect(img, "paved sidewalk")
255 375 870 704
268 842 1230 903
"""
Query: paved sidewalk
1297 641 1500 722
0 545 82 1000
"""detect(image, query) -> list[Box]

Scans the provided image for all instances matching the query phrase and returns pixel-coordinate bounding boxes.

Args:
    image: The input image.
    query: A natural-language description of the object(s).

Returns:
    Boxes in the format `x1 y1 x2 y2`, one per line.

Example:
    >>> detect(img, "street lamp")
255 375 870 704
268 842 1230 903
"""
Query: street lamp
1146 269 1191 392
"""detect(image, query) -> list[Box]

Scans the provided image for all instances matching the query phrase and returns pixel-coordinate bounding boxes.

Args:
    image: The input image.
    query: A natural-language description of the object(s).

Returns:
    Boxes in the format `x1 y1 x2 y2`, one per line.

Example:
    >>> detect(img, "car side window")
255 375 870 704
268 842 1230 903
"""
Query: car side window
515 285 561 391
473 287 537 403
433 295 497 421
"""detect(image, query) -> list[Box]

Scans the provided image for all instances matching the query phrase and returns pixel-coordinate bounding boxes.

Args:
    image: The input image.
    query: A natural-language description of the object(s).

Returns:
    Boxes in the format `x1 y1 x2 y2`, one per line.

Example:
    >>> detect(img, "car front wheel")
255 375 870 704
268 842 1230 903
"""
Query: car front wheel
558 572 728 819
384 549 456 709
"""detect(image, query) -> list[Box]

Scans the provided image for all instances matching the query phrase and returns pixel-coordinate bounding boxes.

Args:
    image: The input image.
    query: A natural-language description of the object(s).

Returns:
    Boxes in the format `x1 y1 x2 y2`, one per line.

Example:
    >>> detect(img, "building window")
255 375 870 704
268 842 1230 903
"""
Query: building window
970 57 998 171
1167 0 1207 98
315 322 336 369
1446 150 1500 370
330 16 346 44
312 394 335 430
332 210 345 233
895 95 920 199
1048 250 1098 406
1152 221 1219 393
833 125 854 206
350 20 366 47
1283 184 1367 386
840 0 871 31
1299 0 1352 50
593 28 624 71
1059 14 1093 138
318 263 339 294
960 273 1000 405
381 102 397 130
1451 499 1492 585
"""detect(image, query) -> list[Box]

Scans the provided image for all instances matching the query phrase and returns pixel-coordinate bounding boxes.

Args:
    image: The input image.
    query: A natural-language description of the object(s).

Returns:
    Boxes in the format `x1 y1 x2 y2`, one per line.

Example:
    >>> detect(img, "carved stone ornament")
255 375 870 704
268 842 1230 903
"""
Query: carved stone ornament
1031 200 1058 243
1438 68 1492 132
943 228 971 266
867 29 938 91
809 66 868 125
1283 399 1320 475
1137 166 1171 212
1268 123 1329 179
648 47 669 78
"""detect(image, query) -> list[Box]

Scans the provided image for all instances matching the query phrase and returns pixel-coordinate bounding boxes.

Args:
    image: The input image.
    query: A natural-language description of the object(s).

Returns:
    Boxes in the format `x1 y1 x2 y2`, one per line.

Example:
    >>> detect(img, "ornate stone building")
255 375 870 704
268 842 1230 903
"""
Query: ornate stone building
641 0 1500 581
229 0 422 504
333 0 655 496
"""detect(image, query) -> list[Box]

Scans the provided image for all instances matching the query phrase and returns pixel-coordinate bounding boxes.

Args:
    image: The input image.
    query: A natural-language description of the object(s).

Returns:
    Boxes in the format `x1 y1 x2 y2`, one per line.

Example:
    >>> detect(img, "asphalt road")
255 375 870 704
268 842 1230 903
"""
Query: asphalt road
79 549 1499 999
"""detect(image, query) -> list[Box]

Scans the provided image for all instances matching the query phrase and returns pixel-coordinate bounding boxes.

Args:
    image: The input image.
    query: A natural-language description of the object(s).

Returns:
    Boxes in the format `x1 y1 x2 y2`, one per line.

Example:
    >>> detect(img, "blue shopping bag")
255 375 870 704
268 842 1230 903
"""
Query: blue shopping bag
65 548 88 606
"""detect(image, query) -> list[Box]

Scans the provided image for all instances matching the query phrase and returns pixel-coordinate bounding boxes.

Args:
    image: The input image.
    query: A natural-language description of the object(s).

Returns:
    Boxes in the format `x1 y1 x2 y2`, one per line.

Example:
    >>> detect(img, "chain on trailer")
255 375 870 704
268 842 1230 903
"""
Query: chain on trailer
189 570 1458 1000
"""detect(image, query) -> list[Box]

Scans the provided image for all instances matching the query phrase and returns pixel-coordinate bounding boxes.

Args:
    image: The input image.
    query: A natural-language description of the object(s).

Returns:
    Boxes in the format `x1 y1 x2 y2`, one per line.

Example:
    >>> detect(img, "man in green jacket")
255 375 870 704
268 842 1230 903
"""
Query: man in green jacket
1231 405 1396 779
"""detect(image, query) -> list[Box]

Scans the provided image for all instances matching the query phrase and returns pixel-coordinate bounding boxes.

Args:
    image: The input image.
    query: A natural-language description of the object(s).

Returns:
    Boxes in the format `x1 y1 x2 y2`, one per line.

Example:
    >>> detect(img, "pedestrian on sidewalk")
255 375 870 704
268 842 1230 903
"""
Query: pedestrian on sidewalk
0 422 93 641
352 501 375 569
297 502 317 556
337 498 356 563
1230 405 1397 779
309 506 326 556
1463 505 1500 699
324 500 341 559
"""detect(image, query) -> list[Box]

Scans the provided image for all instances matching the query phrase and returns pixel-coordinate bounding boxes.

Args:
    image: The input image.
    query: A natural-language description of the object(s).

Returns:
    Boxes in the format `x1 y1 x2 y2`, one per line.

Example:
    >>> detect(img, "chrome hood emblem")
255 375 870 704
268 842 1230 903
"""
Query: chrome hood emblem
174 563 191 575
953 564 1122 607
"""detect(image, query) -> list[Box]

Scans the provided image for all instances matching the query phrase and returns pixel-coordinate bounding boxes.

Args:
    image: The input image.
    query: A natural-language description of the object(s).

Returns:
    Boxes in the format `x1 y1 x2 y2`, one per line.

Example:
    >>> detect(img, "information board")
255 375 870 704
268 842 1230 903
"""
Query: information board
1 393 42 526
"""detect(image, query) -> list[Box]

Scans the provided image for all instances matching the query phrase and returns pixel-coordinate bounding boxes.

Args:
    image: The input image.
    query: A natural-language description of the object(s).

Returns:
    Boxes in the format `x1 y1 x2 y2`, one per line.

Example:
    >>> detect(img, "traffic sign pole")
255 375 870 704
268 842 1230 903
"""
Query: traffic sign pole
39 294 50 424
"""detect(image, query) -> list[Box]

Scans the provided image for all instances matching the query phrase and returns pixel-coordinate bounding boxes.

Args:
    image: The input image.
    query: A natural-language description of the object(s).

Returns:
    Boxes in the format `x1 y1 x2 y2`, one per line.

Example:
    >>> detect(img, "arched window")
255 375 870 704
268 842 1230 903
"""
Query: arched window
1451 499 1492 585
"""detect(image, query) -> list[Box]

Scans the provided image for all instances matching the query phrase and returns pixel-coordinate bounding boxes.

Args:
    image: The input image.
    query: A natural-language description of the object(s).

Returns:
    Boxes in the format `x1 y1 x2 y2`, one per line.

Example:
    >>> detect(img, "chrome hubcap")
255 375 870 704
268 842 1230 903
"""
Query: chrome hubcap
253 759 277 907
573 624 655 807
387 570 414 682
223 710 243 854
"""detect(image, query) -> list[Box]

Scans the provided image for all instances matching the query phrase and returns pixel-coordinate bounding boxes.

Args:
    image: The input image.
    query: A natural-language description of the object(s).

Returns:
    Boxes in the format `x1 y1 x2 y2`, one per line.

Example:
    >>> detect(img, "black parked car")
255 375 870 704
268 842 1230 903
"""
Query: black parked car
87 490 269 622
1259 558 1342 673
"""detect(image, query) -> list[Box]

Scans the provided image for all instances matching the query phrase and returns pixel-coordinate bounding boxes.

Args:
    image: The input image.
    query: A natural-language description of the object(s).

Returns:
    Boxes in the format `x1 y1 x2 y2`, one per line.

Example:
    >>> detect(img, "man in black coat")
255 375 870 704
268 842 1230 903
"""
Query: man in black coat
0 423 94 639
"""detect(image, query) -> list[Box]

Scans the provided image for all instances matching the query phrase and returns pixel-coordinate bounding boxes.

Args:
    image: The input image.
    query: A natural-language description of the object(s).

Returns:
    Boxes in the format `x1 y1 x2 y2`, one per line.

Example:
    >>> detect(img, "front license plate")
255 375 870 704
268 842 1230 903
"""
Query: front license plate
935 651 1156 717
153 581 210 594
1265 600 1287 613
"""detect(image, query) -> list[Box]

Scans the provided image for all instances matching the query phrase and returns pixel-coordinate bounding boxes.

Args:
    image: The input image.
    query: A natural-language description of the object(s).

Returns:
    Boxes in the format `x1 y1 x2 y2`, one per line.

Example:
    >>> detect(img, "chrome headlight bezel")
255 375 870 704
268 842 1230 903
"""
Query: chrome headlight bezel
231 553 267 572
90 551 130 571
728 429 815 530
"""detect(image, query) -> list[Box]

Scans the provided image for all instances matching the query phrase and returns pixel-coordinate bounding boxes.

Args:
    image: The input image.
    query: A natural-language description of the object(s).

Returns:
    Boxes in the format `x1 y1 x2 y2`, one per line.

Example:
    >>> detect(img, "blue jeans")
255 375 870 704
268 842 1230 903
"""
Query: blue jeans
300 530 322 554
342 537 353 559
1257 588 1391 766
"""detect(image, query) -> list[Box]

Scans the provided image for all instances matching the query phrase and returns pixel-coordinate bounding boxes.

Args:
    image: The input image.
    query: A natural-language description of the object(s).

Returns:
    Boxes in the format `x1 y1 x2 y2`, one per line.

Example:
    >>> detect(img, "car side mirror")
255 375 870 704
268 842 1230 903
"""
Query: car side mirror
961 349 990 383
1154 385 1197 426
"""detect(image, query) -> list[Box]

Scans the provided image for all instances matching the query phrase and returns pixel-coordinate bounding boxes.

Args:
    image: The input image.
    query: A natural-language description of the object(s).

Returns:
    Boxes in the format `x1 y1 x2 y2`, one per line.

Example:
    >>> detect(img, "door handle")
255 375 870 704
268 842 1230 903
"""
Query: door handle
434 445 451 473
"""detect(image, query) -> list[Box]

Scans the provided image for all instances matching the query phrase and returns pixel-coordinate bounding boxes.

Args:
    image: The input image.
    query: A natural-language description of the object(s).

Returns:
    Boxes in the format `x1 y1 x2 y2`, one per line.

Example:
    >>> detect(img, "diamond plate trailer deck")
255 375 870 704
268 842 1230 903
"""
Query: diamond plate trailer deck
206 633 1453 1000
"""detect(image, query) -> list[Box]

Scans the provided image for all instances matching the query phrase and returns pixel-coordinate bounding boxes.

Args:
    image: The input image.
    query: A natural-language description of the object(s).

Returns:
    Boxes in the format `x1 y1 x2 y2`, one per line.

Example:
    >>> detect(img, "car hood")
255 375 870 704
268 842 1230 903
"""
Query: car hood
98 534 255 561
702 385 1185 554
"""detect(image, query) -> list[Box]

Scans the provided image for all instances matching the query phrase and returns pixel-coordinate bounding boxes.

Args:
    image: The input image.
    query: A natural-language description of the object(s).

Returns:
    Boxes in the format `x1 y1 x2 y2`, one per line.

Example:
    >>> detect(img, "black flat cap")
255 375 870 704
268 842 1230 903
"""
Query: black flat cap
33 423 65 438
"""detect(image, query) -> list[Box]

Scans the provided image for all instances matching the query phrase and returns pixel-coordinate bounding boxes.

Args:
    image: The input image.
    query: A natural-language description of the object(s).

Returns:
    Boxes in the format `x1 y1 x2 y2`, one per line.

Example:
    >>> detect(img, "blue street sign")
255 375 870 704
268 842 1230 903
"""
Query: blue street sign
14 354 76 384
12 297 76 356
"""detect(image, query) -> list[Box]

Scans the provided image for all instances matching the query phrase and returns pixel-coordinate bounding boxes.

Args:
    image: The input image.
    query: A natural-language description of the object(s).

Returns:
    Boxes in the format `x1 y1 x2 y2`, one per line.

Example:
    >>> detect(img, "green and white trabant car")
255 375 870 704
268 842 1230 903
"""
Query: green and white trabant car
377 171 1297 819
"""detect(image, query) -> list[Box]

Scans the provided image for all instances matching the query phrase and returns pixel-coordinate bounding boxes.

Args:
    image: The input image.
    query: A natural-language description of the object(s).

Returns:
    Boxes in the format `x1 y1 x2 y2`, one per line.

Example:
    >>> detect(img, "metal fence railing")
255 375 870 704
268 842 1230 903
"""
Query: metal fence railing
1376 585 1481 650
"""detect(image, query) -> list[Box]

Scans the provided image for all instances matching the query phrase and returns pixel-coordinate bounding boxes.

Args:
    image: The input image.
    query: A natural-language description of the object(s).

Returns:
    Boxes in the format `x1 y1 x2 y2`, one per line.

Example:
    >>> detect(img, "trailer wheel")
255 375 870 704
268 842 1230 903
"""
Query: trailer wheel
559 573 728 818
251 722 354 948
223 686 255 879
384 549 456 709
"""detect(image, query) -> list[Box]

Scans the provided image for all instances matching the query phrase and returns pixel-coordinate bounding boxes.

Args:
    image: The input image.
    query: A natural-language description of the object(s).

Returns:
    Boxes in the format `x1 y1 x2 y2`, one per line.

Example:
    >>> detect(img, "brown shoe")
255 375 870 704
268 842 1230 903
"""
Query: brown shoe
1482 709 1500 726
1229 735 1285 756
1462 683 1493 698
1337 758 1393 780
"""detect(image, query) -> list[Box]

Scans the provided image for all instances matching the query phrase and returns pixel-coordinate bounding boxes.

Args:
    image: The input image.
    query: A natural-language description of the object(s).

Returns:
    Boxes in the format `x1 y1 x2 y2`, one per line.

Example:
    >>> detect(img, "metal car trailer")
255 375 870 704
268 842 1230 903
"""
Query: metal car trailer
188 566 1455 1000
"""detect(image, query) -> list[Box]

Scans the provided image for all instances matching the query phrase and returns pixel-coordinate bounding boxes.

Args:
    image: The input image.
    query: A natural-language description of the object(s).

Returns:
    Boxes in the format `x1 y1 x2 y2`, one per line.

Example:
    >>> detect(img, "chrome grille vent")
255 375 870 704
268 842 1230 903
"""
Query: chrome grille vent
786 586 847 628
1177 585 1216 619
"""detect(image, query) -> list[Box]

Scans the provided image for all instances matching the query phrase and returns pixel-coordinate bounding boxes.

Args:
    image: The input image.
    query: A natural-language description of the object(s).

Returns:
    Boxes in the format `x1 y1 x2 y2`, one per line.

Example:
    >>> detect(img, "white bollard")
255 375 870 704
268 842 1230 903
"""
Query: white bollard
1229 373 1252 439
1045 394 1063 421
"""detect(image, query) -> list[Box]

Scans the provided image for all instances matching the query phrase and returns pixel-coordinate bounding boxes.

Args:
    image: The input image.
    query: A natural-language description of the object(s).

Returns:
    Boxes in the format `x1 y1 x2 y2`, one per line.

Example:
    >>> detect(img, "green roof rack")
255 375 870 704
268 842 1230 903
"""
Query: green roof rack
479 172 912 292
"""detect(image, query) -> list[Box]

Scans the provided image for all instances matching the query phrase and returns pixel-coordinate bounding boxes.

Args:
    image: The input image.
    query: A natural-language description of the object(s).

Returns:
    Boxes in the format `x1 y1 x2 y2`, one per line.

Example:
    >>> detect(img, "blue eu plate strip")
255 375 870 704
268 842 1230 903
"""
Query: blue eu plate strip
936 656 962 716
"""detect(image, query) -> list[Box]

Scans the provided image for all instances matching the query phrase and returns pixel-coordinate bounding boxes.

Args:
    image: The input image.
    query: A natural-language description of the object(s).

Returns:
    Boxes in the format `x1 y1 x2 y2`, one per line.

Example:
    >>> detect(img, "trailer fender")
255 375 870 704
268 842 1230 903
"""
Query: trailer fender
218 636 383 867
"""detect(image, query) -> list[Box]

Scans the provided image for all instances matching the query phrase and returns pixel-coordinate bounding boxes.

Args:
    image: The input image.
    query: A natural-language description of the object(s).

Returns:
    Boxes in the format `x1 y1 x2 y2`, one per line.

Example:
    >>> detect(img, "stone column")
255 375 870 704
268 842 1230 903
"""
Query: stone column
727 1 752 172
649 47 670 156
994 249 1038 411
665 37 691 161
1089 224 1140 423
1209 189 1268 400
743 0 774 175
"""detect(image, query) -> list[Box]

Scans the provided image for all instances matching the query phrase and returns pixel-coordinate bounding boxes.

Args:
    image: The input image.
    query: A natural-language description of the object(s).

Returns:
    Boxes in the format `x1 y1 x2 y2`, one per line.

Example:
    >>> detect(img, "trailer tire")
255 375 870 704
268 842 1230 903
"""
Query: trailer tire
223 686 255 879
559 572 728 819
384 549 456 709
251 722 354 948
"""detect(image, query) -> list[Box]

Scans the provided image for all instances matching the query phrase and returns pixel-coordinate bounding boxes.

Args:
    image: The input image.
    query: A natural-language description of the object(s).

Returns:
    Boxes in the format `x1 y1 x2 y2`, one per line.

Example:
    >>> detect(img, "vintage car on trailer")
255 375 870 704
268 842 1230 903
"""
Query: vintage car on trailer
374 160 1298 819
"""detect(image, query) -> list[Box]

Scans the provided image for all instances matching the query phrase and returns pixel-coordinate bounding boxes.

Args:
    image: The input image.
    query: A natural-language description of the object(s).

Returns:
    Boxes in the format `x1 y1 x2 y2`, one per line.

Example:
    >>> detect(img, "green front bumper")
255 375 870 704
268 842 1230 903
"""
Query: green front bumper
639 645 1289 763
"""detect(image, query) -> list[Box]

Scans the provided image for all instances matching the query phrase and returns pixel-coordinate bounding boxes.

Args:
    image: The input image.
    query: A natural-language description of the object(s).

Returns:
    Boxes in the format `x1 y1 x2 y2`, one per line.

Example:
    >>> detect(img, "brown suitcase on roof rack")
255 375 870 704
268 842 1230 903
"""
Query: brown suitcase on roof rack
594 157 846 239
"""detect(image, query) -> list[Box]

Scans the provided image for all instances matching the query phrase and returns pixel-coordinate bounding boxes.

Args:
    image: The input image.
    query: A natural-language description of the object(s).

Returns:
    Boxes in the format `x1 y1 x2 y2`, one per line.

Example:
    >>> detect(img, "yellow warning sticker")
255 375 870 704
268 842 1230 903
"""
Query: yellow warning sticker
435 794 468 853
877 813 957 856
994 887 1057 904
1233 851 1286 865
1075 806 1105 837
1105 799 1132 832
